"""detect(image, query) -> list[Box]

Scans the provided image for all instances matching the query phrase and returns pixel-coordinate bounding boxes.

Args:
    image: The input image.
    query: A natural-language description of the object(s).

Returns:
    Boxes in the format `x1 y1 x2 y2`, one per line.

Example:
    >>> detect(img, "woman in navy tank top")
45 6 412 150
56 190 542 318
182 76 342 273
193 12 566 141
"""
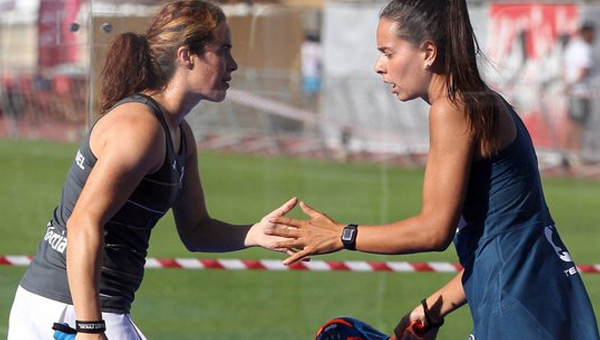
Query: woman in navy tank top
266 0 599 339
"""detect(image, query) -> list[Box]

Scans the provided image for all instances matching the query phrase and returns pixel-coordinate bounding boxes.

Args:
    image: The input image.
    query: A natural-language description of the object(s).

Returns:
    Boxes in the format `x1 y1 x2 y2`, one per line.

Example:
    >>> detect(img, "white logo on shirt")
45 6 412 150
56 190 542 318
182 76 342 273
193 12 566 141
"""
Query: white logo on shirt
544 225 573 263
44 226 67 253
544 225 578 277
75 150 85 170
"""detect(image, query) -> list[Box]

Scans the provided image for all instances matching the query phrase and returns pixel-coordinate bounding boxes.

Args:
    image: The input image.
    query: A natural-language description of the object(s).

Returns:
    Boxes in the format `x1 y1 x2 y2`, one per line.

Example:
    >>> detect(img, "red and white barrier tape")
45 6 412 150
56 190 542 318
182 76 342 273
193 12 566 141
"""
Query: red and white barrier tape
2 256 600 274
144 258 465 272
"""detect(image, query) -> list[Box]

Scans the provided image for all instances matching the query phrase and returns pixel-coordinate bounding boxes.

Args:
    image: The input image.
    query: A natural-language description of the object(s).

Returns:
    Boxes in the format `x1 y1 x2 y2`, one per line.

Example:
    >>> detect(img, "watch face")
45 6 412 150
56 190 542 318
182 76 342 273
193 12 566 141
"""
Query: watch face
341 225 357 250
342 227 355 242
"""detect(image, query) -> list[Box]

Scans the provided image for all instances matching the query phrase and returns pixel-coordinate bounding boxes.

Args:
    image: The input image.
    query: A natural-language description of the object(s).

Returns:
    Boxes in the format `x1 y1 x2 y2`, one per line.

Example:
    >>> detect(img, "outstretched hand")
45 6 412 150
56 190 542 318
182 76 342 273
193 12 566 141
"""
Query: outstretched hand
264 201 344 265
245 197 299 256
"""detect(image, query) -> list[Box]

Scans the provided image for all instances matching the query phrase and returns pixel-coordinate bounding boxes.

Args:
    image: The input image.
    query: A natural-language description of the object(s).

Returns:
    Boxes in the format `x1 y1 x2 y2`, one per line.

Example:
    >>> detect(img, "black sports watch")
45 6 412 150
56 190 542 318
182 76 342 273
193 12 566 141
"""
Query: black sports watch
341 224 358 250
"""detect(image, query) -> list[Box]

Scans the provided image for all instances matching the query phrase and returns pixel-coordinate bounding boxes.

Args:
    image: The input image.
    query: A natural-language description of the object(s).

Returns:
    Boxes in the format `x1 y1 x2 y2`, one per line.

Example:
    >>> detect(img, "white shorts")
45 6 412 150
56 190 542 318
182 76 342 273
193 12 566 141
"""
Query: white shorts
8 285 147 340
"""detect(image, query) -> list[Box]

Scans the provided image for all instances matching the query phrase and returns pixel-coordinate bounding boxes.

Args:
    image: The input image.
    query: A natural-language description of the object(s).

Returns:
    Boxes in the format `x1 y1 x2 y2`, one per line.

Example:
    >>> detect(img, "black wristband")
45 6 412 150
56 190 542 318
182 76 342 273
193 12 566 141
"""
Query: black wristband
76 320 106 334
421 299 444 328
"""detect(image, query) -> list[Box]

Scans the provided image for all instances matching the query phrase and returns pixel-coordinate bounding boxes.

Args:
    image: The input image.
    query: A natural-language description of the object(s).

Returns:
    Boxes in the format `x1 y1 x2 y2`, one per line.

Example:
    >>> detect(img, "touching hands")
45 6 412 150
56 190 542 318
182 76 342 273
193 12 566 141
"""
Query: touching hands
245 197 299 256
264 201 345 265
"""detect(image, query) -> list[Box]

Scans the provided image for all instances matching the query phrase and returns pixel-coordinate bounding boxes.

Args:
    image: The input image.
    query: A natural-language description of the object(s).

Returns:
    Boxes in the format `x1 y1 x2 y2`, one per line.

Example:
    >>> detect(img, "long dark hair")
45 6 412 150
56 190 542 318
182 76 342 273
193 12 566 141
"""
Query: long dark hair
99 0 225 114
380 0 500 156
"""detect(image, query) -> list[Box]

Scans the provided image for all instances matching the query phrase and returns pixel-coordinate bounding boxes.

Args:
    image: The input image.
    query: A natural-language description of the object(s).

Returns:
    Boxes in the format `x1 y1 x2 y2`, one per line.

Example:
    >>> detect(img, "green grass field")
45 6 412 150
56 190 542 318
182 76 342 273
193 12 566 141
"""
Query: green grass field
1 139 599 339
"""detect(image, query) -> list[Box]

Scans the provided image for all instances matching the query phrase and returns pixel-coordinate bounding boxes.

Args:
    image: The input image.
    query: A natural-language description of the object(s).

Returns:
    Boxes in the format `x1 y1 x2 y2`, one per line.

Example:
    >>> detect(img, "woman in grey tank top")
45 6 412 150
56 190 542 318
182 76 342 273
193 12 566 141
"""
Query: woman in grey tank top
8 2 298 339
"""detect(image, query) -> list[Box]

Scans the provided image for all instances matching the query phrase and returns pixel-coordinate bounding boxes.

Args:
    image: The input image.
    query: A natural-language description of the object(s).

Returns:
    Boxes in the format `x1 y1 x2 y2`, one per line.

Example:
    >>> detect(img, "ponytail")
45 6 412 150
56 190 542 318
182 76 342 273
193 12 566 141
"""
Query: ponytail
99 33 164 114
446 0 499 156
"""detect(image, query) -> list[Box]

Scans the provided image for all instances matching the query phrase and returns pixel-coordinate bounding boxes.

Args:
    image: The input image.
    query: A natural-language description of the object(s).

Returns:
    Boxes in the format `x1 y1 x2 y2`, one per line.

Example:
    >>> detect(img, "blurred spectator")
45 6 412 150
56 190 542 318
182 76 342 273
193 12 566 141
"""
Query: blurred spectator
0 76 24 119
301 32 323 111
563 21 595 165
33 70 52 121
0 76 24 137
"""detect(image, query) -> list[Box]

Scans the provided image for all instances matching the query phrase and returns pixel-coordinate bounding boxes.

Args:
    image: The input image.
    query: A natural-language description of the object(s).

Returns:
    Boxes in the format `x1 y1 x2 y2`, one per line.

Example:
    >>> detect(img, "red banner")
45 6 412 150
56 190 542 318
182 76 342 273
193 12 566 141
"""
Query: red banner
488 3 579 148
38 0 81 68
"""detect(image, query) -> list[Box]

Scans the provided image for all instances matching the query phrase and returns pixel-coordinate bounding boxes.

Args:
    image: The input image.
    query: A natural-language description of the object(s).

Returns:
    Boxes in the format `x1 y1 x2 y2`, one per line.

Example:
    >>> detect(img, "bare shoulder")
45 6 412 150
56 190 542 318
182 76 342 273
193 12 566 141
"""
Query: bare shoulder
429 98 472 139
99 102 161 127
91 102 166 167
95 102 164 138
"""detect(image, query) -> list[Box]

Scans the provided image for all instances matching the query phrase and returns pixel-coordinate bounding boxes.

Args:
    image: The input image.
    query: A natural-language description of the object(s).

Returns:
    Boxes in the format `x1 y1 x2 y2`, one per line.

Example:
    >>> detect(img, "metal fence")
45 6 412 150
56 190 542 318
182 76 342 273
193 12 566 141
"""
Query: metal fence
1 0 599 176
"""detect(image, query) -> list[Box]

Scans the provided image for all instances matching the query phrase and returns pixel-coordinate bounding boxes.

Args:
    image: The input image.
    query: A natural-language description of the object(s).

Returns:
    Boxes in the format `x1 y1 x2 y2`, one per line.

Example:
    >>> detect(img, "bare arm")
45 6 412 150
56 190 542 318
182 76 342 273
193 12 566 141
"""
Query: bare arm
412 269 467 322
172 121 297 253
267 99 475 264
66 104 165 325
393 270 467 339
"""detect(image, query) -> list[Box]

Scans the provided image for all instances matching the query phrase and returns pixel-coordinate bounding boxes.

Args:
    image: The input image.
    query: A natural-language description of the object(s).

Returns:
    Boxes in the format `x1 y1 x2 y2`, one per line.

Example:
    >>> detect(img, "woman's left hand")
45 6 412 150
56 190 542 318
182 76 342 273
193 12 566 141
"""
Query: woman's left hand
264 201 345 265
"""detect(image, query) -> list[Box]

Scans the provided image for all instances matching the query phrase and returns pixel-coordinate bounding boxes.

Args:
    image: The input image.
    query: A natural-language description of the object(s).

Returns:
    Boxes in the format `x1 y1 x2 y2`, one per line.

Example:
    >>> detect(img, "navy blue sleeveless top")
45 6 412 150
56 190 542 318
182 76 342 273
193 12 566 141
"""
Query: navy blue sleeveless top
454 98 598 339
455 100 554 265
21 94 187 313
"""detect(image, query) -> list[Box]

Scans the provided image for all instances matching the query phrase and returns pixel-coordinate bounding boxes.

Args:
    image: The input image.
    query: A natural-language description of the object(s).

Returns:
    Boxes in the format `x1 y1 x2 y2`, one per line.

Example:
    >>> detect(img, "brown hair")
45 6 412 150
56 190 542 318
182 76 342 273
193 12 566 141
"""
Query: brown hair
99 0 225 114
380 0 500 156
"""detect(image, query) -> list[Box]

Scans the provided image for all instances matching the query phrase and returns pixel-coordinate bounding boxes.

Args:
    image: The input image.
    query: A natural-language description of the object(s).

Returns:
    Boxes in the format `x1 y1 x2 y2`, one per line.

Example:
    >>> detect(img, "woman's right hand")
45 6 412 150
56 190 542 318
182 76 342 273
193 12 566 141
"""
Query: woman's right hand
393 310 440 340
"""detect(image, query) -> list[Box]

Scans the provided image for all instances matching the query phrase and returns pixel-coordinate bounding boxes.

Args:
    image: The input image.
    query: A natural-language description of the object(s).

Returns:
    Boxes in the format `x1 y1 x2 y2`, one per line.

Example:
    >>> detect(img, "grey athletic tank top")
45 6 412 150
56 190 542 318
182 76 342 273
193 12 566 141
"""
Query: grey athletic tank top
20 94 187 313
